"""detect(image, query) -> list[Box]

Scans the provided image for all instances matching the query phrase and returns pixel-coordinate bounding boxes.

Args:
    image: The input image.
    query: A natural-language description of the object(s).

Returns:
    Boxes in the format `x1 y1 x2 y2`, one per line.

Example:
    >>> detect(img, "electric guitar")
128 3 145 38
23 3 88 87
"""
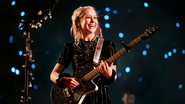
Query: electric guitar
50 24 160 104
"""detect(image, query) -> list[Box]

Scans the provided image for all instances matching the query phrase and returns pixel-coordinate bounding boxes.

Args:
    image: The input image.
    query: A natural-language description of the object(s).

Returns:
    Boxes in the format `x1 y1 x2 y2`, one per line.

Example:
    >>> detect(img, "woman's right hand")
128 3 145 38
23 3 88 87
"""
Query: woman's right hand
62 77 80 89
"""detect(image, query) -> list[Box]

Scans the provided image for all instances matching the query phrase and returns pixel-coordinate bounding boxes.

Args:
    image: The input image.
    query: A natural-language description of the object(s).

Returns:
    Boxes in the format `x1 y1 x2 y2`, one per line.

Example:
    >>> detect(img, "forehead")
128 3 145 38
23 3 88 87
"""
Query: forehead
83 8 97 16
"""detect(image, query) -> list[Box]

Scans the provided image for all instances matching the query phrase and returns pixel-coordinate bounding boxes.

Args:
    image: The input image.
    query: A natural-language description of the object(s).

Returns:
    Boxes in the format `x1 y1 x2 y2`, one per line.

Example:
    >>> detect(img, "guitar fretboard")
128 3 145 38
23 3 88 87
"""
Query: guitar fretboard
81 25 159 81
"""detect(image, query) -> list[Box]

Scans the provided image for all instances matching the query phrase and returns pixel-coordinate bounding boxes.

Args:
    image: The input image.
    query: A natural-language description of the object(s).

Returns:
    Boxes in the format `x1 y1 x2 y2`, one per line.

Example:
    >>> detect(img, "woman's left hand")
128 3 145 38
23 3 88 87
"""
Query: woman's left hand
99 60 116 79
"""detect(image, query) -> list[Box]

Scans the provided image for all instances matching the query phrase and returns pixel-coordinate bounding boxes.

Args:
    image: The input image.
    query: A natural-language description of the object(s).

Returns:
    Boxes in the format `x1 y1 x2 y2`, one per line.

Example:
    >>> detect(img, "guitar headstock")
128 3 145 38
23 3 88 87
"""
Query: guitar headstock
142 24 160 39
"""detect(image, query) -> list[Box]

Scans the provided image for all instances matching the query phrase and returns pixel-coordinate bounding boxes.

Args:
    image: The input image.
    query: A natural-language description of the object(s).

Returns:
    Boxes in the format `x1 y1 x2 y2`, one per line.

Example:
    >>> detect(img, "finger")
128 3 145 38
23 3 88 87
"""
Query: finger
104 61 109 69
72 79 80 85
74 78 80 85
69 83 76 88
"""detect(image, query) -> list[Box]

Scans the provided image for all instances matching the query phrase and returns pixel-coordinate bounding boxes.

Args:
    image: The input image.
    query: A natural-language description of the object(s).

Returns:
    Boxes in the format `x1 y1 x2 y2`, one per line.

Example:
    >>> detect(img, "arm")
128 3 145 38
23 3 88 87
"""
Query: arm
99 40 117 84
50 63 80 88
50 63 64 84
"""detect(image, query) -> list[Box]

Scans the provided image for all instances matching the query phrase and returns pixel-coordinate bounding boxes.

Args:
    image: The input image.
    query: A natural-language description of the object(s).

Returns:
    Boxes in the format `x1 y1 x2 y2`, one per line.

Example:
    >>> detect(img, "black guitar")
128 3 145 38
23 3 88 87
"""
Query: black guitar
50 25 160 104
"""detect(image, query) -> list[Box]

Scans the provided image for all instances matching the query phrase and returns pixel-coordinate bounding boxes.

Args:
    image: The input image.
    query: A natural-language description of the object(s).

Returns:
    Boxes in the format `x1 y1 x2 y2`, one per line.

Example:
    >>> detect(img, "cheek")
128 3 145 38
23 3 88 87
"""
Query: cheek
81 20 88 27
80 21 86 28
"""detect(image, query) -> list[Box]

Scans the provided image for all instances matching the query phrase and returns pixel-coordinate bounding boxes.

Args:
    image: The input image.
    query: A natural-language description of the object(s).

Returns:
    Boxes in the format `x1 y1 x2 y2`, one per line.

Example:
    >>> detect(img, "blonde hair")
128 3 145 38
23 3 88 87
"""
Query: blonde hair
70 6 103 45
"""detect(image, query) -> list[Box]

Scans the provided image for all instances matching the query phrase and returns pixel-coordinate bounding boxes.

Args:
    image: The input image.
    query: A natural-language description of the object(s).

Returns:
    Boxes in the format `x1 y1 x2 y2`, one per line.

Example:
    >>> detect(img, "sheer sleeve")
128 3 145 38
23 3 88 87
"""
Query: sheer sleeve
57 43 74 68
100 40 117 85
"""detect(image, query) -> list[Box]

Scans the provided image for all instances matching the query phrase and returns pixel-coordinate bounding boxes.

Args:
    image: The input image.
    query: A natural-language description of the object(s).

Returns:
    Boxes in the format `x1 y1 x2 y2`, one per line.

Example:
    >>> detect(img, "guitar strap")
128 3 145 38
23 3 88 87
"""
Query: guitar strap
93 37 104 65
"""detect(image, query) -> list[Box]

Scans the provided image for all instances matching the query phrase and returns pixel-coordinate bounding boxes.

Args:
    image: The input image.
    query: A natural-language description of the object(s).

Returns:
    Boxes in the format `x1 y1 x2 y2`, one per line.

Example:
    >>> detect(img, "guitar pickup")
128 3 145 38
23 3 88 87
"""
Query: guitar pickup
63 88 72 98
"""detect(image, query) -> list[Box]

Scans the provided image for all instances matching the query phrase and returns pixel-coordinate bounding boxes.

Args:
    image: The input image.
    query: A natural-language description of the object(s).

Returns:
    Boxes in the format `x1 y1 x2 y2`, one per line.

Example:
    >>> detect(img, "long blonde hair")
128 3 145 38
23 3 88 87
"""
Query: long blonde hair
70 6 103 45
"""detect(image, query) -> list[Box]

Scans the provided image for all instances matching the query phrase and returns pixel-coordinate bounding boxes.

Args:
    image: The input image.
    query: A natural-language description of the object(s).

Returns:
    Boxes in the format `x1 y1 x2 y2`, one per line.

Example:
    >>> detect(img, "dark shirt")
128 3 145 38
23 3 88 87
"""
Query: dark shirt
57 38 116 104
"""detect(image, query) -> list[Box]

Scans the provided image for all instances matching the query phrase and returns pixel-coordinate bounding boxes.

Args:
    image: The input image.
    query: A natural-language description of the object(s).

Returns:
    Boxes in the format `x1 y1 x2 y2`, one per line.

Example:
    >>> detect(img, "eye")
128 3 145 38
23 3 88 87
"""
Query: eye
93 16 97 19
86 16 91 19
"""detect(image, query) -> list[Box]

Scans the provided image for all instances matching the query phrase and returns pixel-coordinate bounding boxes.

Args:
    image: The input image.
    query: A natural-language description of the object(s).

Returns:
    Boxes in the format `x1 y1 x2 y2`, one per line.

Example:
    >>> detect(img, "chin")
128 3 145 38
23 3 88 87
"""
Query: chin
88 29 97 33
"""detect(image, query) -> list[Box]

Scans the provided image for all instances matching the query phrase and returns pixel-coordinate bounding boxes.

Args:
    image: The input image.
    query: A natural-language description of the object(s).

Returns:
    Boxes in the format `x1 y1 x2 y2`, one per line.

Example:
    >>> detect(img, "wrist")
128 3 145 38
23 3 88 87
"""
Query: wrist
56 75 65 88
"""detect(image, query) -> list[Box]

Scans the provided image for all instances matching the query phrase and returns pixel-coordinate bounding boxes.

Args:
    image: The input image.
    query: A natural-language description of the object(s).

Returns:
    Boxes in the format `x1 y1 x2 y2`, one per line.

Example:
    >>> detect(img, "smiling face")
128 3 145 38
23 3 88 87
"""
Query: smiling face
80 8 98 35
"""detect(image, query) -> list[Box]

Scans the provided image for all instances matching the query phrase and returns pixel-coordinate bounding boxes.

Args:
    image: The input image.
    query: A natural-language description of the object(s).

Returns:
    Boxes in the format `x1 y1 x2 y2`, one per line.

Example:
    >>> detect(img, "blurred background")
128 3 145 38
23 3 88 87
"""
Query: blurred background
0 0 185 104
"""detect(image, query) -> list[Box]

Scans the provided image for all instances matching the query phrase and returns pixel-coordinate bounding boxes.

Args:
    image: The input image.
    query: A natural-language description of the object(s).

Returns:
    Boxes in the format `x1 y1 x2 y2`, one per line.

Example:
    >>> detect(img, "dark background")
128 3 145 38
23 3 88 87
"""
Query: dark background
0 0 185 104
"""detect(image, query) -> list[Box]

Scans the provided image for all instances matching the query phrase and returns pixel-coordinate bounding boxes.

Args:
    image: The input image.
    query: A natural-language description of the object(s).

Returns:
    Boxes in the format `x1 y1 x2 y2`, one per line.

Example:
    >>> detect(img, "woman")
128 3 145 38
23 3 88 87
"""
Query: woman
50 5 117 104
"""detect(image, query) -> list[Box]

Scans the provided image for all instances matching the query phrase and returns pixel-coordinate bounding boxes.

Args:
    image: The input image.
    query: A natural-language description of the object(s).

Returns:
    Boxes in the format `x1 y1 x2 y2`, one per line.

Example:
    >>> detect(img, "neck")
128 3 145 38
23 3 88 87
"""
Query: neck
82 33 96 41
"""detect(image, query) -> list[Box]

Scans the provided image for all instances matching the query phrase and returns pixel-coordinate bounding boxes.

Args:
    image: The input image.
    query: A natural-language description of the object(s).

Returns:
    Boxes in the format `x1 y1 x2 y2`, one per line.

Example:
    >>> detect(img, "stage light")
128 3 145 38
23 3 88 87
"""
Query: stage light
105 7 110 12
125 66 131 73
44 50 49 55
11 0 16 6
172 48 177 54
182 49 185 54
112 10 118 14
145 43 150 49
142 50 147 56
15 69 20 75
11 67 16 73
31 63 36 70
33 84 38 90
168 51 172 57
164 53 168 59
118 32 124 38
176 22 180 28
138 77 143 82
18 50 23 56
178 83 183 90
144 2 149 8
20 11 25 17
104 14 109 20
105 23 110 29
9 35 13 44
96 10 101 14
117 72 122 78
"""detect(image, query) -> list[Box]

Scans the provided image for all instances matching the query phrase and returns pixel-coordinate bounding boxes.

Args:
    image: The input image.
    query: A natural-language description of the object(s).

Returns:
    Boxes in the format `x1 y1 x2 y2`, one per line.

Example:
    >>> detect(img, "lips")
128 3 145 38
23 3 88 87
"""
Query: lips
88 24 96 28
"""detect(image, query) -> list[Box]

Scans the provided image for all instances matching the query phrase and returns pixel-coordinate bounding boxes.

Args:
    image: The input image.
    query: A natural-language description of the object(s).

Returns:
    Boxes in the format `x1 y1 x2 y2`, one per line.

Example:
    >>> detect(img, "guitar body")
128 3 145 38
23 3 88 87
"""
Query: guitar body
50 79 98 104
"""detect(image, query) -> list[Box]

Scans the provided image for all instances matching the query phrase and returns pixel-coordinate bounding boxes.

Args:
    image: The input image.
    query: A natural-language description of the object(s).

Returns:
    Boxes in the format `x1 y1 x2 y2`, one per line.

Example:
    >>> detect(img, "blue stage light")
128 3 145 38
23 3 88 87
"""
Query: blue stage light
20 11 25 17
96 10 101 14
11 0 16 6
144 2 149 8
105 23 110 29
142 50 147 56
31 63 36 69
138 77 143 82
18 50 23 56
9 35 13 44
178 83 183 90
145 43 150 49
11 67 16 73
125 67 131 73
172 48 177 53
176 22 180 28
104 15 109 20
15 69 20 75
112 10 118 14
168 51 172 57
105 7 110 12
182 49 185 54
164 53 168 59
118 32 124 38
117 72 122 78
33 84 39 90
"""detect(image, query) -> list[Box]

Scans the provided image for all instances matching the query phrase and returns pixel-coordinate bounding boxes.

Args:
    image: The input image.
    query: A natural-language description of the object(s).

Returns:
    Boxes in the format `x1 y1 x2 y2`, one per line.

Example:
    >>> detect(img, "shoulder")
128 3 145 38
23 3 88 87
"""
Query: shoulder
63 42 74 49
64 42 74 46
104 40 115 46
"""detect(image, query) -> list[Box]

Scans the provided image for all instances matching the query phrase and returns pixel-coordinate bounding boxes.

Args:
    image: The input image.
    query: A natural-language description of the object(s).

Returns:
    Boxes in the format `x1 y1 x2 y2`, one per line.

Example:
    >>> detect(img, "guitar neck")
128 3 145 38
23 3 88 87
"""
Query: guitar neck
81 24 159 81
82 33 145 81
107 32 147 63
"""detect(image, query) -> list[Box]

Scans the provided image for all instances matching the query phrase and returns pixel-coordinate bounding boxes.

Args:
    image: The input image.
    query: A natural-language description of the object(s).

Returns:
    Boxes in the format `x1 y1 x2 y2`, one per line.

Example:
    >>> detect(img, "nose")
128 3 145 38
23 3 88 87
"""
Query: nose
90 17 95 22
